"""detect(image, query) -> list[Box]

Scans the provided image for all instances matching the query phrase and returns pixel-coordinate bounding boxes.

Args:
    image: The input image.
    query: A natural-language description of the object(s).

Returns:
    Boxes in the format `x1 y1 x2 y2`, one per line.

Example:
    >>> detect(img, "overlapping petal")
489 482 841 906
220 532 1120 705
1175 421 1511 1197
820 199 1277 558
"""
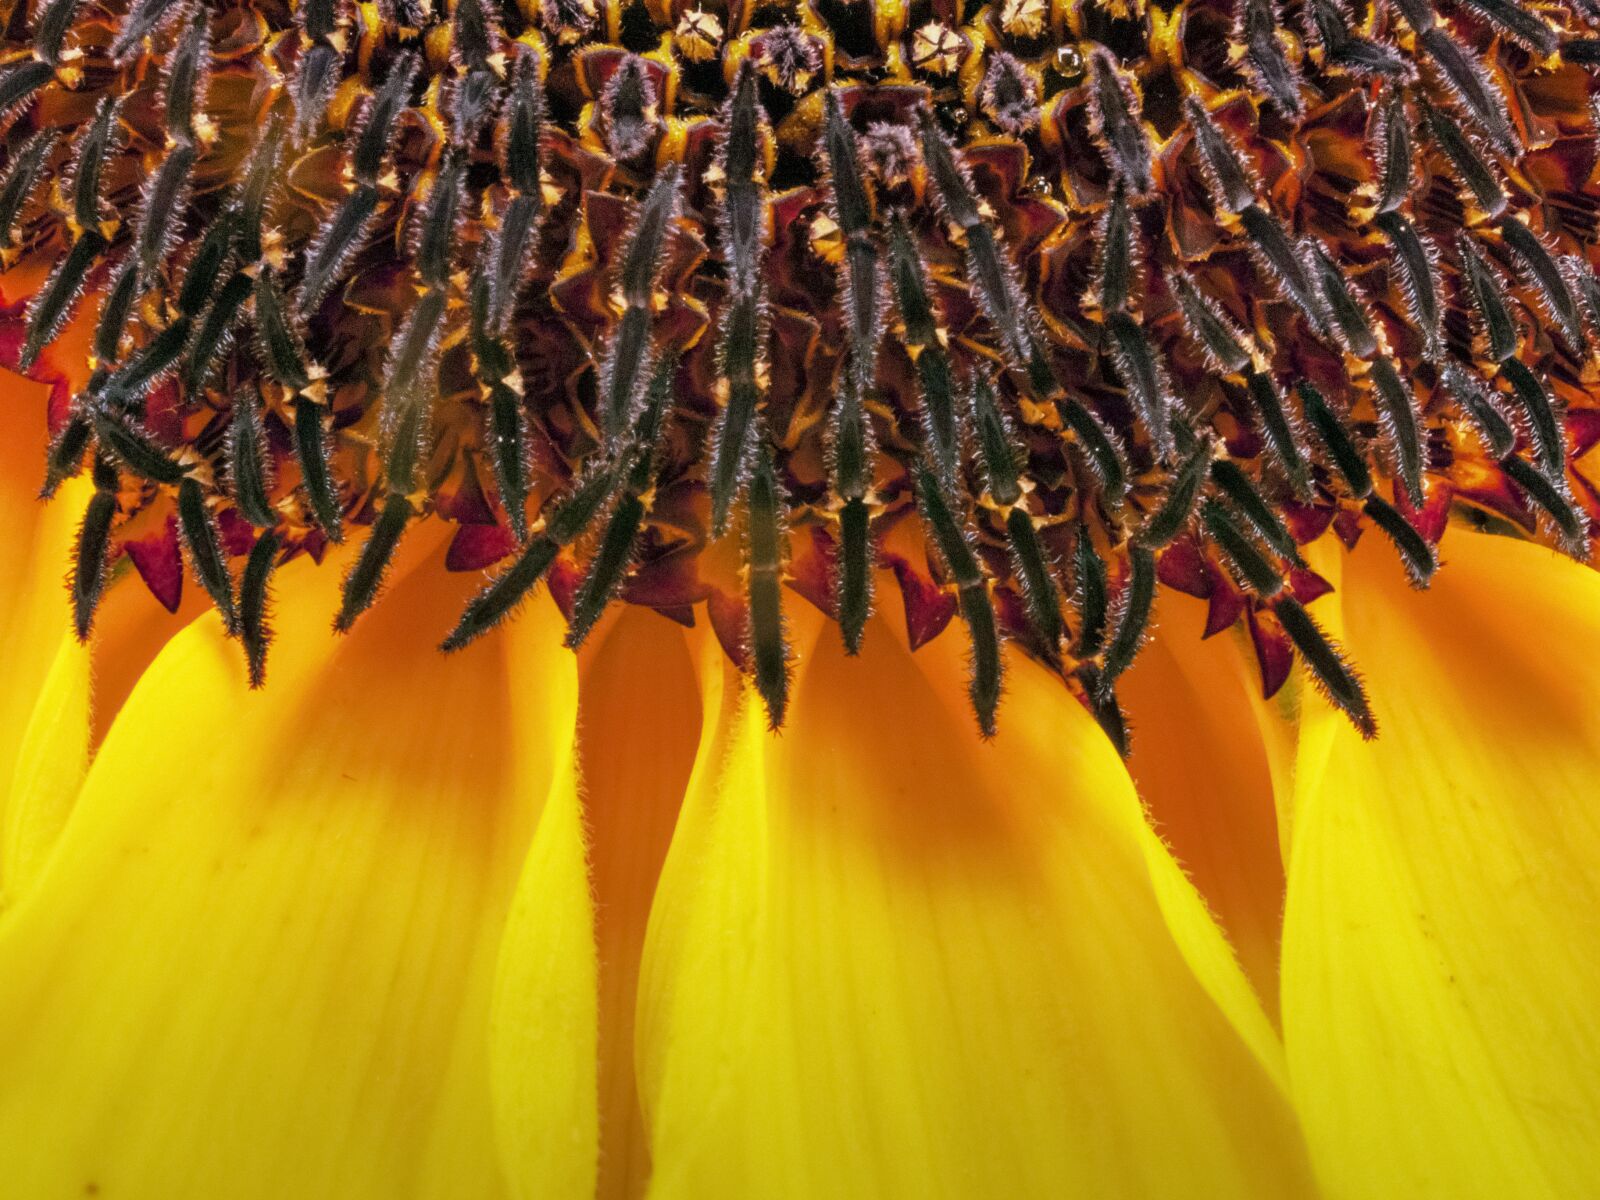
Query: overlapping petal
0 373 90 900
633 614 1314 1198
0 534 586 1199
1 326 198 902
6 387 1595 1200
1122 604 1289 1014
1282 530 1600 1199
580 610 701 1199
2 634 90 898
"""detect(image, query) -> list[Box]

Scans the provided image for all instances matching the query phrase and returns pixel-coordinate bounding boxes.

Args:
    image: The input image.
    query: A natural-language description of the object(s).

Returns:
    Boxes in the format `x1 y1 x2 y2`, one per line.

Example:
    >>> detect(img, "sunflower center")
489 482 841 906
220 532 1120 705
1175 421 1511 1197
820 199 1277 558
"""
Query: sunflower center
3 0 1597 750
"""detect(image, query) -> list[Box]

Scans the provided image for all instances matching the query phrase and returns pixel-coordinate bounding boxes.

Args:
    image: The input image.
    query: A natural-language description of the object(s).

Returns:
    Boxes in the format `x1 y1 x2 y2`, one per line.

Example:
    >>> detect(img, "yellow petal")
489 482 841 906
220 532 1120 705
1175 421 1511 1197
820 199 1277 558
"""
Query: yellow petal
1121 599 1288 1015
1 357 219 901
635 618 1314 1198
87 564 215 752
490 608 700 1200
3 549 214 904
0 371 91 893
1282 530 1600 1199
1 634 90 901
599 610 703 1197
0 534 584 1200
490 748 599 1200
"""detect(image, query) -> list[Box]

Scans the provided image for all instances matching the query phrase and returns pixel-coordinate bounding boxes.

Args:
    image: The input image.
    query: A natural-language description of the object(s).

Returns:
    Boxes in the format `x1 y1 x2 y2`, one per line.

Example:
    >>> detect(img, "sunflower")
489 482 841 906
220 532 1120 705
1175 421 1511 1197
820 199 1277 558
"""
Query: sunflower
2 0 1599 1194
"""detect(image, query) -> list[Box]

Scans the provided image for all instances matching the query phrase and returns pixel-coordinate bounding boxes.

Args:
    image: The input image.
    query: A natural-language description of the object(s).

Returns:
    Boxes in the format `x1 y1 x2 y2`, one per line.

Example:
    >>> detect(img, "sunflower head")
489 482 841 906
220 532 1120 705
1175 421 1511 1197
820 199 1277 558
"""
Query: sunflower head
1 0 1597 748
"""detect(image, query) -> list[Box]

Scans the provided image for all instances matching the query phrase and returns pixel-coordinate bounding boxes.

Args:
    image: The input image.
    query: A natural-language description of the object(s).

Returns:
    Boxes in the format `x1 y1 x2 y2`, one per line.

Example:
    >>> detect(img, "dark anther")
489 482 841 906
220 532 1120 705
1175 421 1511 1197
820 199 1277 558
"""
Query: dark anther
239 524 283 688
916 464 1002 735
1098 544 1155 695
442 470 619 653
747 447 791 728
178 474 241 635
1273 595 1377 738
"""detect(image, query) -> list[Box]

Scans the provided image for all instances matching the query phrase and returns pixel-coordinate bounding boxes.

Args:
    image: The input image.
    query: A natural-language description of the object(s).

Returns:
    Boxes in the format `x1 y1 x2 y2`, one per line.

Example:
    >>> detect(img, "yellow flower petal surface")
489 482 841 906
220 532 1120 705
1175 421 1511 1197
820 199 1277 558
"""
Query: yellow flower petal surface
2 634 90 900
4 552 212 903
0 372 90 898
635 617 1315 1199
491 748 599 1200
581 610 701 1200
86 567 215 751
485 612 717 1200
1283 530 1600 1200
0 537 584 1200
1122 603 1288 1016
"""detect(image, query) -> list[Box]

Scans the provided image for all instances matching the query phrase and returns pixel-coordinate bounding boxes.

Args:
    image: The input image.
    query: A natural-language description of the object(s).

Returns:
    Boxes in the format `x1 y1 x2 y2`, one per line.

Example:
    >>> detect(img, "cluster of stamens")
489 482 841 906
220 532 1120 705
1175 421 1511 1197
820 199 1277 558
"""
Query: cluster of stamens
3 0 1600 747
